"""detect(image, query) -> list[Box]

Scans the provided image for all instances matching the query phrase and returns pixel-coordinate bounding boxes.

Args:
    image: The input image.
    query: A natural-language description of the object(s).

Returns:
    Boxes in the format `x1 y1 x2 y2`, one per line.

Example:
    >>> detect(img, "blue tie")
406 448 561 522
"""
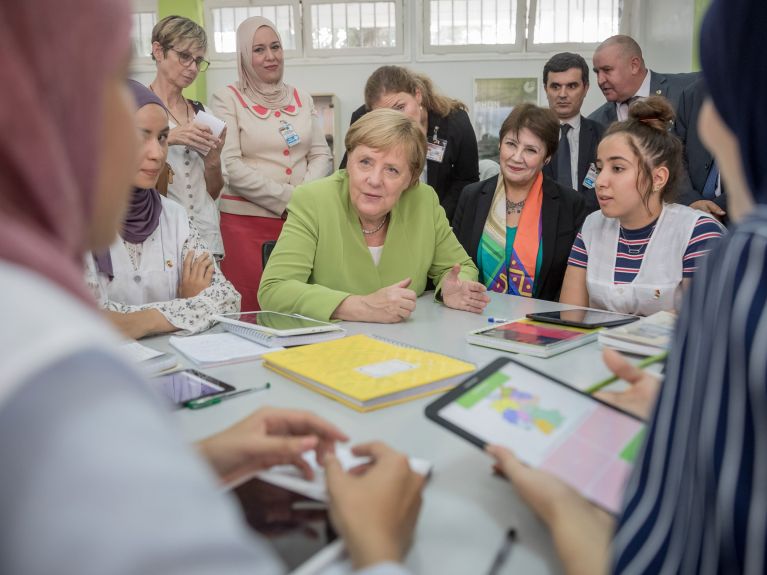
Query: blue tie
557 123 573 189
702 162 719 199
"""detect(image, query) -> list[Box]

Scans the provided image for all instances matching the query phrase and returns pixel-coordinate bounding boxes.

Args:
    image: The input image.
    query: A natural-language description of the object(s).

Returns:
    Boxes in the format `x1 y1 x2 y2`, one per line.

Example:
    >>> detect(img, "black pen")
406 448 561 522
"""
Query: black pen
486 528 517 575
185 382 271 410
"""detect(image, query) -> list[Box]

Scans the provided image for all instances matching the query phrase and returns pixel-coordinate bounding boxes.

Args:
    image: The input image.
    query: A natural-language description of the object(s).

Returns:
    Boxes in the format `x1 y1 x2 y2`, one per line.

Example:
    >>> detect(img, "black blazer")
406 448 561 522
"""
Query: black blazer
452 175 586 302
673 77 727 213
340 104 479 220
542 116 604 214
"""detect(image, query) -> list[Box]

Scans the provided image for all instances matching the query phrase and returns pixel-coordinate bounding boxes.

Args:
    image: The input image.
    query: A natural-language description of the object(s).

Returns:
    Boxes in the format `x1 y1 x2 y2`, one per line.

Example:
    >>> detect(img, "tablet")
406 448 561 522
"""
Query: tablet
151 369 234 407
215 311 342 336
526 309 639 329
425 357 645 514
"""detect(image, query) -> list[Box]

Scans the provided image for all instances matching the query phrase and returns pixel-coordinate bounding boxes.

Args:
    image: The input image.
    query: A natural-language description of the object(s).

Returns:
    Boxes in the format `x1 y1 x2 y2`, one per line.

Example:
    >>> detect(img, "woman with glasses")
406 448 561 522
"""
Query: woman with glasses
149 15 226 258
211 16 333 312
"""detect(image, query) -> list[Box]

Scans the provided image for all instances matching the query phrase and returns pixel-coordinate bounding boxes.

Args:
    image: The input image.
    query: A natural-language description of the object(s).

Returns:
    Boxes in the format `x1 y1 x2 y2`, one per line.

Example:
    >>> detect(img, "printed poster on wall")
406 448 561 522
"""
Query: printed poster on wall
474 78 538 162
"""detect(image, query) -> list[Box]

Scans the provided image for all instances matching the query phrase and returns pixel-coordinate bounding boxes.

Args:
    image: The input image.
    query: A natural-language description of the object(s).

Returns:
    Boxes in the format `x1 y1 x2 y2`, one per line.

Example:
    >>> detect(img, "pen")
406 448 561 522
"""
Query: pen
185 382 271 410
486 528 517 575
488 317 510 323
585 351 669 394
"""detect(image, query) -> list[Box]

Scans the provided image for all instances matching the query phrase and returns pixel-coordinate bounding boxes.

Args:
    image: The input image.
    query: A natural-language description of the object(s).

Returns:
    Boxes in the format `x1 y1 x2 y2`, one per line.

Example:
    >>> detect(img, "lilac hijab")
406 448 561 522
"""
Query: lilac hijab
94 80 169 278
0 0 130 304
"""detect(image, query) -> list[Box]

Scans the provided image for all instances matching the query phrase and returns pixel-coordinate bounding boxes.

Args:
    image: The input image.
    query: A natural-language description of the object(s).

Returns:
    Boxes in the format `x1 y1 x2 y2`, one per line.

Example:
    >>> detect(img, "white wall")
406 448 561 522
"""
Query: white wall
133 0 696 153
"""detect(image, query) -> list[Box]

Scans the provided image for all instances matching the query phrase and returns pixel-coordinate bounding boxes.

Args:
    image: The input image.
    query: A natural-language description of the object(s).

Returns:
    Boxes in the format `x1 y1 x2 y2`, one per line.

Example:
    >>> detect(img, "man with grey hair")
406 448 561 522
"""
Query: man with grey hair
589 35 698 127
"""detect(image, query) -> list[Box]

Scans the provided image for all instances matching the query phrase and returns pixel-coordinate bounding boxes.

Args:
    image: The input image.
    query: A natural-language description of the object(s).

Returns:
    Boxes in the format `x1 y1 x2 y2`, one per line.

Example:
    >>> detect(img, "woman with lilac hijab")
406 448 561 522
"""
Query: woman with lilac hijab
0 1 424 574
86 80 240 337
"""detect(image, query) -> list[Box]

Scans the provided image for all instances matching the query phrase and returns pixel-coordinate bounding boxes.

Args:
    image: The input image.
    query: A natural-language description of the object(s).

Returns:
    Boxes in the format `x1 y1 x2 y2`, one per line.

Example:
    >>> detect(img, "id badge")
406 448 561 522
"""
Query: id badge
583 163 598 189
279 121 300 148
426 138 448 163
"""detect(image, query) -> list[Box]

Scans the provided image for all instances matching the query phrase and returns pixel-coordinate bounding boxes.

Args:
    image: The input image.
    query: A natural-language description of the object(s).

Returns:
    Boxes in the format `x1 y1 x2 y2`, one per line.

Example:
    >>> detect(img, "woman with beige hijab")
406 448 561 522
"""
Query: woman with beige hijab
211 17 332 311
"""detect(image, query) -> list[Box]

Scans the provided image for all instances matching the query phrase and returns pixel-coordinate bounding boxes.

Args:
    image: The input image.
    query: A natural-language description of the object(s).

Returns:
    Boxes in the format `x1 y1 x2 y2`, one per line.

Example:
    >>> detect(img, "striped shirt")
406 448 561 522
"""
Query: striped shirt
567 215 723 283
612 207 767 573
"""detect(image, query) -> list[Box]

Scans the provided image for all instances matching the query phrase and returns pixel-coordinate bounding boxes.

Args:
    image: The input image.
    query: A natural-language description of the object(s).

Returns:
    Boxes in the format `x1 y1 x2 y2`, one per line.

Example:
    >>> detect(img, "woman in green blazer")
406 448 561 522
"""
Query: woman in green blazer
258 109 490 322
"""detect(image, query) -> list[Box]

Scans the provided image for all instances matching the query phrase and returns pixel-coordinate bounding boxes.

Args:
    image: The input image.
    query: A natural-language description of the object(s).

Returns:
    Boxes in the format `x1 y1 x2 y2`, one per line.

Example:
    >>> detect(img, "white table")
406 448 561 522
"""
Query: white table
144 293 631 575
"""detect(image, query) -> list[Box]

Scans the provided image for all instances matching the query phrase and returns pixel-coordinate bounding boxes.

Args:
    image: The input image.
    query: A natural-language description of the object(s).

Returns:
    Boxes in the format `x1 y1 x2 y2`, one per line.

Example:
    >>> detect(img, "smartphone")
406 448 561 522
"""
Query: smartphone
150 369 234 407
230 477 337 569
526 309 639 329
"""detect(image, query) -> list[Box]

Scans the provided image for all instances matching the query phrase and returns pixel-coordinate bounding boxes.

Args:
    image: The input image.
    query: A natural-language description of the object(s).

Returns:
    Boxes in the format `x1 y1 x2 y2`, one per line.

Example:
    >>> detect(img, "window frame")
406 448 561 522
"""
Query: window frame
421 0 527 55
204 0 303 61
130 0 158 68
524 0 625 53
302 0 405 58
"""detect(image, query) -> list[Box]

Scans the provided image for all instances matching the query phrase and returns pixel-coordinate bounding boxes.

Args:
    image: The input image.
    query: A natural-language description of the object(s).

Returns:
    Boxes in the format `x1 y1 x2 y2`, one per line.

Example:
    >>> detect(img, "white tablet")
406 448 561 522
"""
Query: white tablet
214 311 342 337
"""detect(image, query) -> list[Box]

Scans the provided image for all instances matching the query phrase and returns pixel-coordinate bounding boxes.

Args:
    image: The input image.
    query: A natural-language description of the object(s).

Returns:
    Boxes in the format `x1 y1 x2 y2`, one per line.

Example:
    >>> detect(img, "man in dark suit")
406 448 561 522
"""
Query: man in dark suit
541 52 604 213
674 77 727 222
588 35 699 127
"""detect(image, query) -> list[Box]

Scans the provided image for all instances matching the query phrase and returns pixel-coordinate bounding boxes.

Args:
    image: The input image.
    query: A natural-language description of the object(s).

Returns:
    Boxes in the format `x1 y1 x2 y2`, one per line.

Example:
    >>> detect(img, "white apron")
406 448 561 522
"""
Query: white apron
582 203 702 316
97 196 190 306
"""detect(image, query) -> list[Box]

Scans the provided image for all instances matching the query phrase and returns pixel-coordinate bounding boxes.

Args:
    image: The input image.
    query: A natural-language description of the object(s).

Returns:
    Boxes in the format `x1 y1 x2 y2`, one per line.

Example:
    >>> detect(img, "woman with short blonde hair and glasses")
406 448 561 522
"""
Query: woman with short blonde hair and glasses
149 15 226 257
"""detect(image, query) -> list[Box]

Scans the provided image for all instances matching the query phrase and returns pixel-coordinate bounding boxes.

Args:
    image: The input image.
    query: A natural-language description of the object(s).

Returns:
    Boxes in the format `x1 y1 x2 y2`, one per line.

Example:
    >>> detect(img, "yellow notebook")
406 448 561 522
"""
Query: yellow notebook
263 334 476 412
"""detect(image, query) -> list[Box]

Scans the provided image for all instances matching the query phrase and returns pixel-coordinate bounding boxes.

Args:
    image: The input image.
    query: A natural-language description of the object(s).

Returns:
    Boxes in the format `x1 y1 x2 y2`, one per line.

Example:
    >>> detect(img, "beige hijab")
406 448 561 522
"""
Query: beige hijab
236 16 294 109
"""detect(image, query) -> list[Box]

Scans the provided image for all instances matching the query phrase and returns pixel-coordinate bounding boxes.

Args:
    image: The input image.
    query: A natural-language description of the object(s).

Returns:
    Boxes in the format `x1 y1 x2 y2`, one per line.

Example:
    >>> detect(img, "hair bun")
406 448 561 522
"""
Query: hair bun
628 96 675 131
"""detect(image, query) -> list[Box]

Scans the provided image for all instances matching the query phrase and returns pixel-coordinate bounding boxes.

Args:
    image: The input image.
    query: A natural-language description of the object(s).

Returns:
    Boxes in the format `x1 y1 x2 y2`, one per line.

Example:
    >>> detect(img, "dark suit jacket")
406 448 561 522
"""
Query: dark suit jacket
588 70 700 127
340 104 479 221
542 116 604 213
452 175 586 302
673 77 727 212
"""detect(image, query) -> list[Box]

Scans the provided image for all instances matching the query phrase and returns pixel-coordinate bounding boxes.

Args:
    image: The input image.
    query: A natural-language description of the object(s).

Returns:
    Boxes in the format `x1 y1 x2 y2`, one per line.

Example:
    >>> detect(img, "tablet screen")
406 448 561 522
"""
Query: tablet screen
222 311 333 333
231 477 337 569
528 309 638 328
152 370 230 405
432 360 644 514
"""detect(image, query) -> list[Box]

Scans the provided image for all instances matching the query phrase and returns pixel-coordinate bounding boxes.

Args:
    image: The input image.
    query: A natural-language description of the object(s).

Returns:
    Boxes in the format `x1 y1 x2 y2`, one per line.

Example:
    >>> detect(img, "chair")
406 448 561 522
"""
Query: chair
262 240 277 268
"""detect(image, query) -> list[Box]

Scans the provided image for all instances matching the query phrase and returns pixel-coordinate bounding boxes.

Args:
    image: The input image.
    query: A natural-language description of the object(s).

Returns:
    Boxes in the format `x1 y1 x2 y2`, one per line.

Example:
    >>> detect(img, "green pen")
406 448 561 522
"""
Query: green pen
185 382 271 410
585 352 669 394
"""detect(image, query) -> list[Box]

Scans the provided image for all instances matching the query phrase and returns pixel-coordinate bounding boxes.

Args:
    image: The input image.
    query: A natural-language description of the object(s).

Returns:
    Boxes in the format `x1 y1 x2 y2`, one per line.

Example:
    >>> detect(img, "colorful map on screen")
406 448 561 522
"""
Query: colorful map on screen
489 387 565 435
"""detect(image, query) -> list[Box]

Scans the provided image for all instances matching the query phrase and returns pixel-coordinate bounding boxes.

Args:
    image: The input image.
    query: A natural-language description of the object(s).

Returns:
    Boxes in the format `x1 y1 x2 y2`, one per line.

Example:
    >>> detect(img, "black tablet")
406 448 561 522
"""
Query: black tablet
425 357 645 514
151 369 235 407
526 309 639 329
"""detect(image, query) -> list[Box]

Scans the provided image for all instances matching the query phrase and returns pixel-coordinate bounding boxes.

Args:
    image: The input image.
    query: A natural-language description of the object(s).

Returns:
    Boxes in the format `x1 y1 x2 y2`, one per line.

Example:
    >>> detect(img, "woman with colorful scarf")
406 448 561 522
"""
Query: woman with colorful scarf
453 104 586 302
86 80 240 338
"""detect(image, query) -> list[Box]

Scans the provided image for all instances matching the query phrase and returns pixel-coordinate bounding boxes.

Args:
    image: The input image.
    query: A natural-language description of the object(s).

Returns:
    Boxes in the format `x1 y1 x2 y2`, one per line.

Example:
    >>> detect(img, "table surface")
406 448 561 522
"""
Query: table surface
143 293 635 575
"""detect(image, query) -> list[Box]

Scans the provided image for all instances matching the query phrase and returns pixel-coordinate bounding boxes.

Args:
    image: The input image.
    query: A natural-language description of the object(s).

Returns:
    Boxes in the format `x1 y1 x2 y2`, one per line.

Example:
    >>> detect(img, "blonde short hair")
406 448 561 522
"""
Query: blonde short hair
151 15 207 60
345 108 426 187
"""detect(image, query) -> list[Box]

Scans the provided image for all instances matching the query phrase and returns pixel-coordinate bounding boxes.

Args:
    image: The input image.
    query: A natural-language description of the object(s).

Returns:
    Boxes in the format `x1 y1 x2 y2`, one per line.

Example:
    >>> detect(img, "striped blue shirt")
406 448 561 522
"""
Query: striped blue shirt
612 207 767 573
567 215 723 283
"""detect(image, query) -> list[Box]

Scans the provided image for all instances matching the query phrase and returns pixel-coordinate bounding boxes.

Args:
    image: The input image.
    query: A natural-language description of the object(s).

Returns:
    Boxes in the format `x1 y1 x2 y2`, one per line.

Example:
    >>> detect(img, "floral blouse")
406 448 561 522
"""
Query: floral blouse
85 223 240 335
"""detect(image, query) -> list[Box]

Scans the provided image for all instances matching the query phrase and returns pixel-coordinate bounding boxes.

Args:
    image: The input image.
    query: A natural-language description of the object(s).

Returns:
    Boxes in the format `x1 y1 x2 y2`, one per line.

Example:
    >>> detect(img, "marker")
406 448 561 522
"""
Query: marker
185 382 271 410
486 528 517 575
585 352 669 394
487 317 510 323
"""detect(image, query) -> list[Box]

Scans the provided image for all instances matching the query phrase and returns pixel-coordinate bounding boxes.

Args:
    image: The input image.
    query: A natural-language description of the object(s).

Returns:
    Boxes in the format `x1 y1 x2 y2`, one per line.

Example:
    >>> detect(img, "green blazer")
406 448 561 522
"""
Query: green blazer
258 170 479 321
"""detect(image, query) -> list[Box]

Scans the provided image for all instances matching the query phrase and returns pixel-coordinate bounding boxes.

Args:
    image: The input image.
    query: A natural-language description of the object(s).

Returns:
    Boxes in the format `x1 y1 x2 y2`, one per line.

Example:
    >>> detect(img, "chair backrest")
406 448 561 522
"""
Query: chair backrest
262 240 277 268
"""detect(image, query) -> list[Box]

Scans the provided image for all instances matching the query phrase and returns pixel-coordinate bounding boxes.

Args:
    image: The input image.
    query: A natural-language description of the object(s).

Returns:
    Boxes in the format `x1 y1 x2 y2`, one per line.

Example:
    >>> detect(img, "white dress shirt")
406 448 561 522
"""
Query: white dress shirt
616 71 652 121
560 114 581 188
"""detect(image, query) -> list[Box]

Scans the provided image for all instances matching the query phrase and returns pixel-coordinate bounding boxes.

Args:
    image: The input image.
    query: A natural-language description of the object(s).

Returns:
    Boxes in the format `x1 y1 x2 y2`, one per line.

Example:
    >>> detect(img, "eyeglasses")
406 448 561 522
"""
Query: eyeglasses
169 47 210 72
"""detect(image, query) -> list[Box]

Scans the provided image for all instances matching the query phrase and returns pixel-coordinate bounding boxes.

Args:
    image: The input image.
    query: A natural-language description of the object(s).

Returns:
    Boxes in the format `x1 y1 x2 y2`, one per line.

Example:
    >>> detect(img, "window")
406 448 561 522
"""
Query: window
304 0 402 55
207 1 300 55
132 11 157 59
427 0 525 51
424 0 623 53
529 0 621 45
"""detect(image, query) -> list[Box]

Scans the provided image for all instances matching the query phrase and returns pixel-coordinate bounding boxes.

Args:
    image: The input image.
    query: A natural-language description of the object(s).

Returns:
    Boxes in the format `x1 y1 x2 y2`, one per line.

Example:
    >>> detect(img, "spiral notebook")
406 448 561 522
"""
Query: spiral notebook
262 334 476 412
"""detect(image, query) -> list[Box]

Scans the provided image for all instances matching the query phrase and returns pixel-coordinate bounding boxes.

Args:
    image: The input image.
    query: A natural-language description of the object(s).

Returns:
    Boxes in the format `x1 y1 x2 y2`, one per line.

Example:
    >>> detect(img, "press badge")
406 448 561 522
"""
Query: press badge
279 121 300 148
426 126 447 163
583 163 598 189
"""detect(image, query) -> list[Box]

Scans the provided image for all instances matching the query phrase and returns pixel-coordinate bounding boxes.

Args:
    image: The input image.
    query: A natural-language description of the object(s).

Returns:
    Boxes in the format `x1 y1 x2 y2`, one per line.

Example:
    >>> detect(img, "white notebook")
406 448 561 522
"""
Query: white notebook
169 332 283 367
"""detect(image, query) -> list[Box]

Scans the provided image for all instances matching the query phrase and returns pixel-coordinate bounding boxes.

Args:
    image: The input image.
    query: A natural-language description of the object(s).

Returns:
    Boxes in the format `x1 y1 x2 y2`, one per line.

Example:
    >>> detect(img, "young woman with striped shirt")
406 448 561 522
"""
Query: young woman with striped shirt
559 96 724 316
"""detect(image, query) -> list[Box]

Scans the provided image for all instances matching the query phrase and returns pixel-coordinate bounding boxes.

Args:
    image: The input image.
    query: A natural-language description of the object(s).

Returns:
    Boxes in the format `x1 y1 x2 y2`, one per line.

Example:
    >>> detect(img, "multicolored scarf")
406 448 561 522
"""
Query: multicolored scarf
478 173 543 297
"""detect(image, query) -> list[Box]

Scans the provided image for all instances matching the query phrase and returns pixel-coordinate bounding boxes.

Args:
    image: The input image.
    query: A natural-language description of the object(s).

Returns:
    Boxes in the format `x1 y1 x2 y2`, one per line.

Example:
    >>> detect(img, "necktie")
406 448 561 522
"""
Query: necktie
702 161 720 199
557 123 573 189
618 96 640 121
